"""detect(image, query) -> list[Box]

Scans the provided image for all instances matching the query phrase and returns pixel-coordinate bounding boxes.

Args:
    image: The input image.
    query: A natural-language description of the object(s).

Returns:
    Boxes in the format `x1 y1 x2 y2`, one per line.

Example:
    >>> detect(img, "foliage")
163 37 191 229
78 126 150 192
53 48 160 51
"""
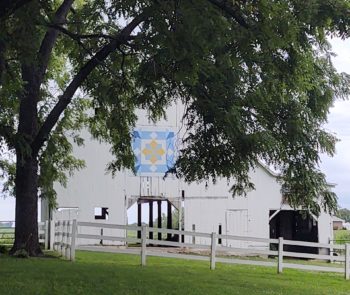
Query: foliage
337 208 350 223
155 208 184 230
334 230 350 244
1 251 350 294
0 0 349 216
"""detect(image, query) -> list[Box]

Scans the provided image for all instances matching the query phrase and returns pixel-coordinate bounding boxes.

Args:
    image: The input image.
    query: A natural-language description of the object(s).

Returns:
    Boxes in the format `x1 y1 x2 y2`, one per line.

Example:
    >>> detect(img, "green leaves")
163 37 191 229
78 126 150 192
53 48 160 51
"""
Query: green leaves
0 0 349 215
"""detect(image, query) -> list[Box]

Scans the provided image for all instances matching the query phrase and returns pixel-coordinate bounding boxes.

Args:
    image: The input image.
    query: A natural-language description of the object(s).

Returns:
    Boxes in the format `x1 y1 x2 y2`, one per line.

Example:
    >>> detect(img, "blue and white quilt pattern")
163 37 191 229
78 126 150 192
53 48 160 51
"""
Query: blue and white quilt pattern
132 129 175 175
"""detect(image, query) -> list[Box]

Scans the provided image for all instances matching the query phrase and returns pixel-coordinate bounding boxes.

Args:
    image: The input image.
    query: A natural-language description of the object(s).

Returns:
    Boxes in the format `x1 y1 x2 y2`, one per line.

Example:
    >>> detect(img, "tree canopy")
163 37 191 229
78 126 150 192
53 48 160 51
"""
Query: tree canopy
0 0 350 254
337 208 350 223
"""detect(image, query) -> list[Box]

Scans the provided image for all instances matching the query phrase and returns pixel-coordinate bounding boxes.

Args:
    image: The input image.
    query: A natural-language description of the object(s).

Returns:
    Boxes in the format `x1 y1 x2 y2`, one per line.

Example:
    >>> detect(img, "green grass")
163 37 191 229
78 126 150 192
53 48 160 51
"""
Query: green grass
0 228 14 245
0 251 349 294
334 230 350 244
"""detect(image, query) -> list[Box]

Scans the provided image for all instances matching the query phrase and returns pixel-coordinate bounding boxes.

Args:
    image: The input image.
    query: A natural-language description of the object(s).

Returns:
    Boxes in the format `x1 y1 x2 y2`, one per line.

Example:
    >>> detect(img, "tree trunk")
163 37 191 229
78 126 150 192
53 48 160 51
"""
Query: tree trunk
10 156 42 256
10 63 42 256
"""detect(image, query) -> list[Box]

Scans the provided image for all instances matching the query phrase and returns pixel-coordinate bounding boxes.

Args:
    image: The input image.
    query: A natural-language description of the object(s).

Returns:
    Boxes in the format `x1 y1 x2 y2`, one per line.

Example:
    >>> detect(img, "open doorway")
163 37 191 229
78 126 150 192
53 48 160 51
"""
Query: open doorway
269 210 318 254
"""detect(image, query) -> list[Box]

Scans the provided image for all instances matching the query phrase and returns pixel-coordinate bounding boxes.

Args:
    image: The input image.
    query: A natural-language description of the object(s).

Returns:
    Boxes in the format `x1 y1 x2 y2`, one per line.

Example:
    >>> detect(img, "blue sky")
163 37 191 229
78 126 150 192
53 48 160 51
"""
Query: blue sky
1 38 350 221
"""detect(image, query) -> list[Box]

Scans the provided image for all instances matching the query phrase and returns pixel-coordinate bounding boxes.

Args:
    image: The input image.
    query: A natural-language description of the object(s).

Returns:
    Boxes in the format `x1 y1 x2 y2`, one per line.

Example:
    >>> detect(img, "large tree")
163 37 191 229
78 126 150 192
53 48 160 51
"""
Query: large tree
0 0 349 255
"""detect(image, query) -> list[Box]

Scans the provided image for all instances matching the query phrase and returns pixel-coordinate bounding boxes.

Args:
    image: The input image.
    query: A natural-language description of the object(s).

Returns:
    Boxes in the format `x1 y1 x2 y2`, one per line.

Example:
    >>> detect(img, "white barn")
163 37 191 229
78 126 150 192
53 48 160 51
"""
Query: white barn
41 102 334 252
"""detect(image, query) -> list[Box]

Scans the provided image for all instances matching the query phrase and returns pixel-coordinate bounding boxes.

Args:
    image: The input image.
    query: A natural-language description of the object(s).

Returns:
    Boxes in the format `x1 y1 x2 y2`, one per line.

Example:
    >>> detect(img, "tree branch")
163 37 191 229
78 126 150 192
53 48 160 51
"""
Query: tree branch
37 0 74 82
31 13 147 155
206 0 249 29
48 24 116 41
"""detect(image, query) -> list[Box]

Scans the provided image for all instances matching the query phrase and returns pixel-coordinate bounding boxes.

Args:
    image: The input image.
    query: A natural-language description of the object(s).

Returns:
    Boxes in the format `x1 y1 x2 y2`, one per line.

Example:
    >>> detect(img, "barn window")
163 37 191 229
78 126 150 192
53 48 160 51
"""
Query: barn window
94 207 109 220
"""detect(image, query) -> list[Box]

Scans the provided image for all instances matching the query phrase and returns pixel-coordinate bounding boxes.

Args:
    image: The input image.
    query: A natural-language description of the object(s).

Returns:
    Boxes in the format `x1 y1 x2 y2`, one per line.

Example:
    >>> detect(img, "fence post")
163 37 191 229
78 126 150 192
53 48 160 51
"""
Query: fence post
60 221 64 255
44 220 49 250
64 221 69 258
70 219 77 262
100 228 103 245
67 221 71 259
192 224 196 245
141 225 147 266
53 221 57 251
345 243 350 280
278 237 283 274
329 237 335 263
210 232 217 270
55 221 60 252
50 220 55 250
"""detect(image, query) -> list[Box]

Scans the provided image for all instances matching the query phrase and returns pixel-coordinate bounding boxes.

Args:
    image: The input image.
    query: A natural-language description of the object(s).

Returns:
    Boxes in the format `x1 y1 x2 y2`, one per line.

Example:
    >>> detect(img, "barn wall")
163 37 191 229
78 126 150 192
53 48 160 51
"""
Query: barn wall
183 165 282 247
46 102 333 247
51 129 128 245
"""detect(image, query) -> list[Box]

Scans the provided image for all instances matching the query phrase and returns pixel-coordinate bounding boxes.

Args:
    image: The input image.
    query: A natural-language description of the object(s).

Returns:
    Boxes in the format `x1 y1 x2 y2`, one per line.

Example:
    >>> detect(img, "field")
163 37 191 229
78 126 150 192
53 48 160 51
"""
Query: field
0 228 14 245
334 230 350 244
0 250 349 295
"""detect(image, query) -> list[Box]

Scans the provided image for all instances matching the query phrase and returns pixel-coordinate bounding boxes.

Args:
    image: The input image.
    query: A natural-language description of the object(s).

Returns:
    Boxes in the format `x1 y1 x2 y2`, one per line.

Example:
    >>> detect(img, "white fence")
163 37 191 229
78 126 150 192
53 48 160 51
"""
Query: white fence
0 221 48 249
52 220 350 280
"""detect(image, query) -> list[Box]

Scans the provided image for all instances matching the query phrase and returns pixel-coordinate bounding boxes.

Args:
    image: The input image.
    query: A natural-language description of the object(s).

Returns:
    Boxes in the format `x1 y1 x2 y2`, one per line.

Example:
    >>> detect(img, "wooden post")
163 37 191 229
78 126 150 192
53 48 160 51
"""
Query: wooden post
137 202 142 239
278 237 283 274
210 232 217 270
60 221 65 256
329 238 334 263
100 228 103 245
44 220 49 250
167 201 172 240
345 243 350 280
53 221 58 251
149 201 153 240
192 224 196 245
70 219 77 261
178 201 182 243
56 221 60 252
64 221 69 258
50 220 55 250
141 225 147 266
181 190 185 243
157 200 162 240
55 221 60 252
67 221 71 259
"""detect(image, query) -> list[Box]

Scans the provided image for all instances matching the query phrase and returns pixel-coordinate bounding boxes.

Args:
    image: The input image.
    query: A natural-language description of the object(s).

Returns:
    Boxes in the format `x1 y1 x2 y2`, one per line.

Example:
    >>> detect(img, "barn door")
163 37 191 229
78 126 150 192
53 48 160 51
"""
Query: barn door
226 209 248 248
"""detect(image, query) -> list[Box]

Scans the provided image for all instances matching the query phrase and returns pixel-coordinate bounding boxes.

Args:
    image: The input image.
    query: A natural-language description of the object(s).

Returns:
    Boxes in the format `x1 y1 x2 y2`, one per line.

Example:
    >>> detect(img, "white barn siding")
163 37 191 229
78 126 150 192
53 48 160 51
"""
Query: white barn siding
45 102 334 248
51 130 127 244
184 165 281 247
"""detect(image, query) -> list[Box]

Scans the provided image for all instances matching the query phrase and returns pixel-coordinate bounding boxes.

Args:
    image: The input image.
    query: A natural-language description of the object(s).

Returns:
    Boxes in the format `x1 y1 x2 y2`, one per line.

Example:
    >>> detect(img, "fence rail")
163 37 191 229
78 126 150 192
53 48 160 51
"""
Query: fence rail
0 221 48 248
50 220 350 280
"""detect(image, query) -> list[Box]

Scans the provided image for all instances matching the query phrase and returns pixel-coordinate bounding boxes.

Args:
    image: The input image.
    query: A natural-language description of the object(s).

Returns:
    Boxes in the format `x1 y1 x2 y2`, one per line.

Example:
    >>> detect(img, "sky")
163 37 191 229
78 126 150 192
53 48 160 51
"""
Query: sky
319 38 350 209
1 38 350 221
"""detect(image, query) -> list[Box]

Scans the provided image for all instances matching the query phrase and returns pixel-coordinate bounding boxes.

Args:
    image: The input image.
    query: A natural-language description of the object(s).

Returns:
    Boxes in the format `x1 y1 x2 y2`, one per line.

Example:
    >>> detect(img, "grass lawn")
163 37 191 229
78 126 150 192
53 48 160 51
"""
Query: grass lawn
0 250 349 295
334 230 350 244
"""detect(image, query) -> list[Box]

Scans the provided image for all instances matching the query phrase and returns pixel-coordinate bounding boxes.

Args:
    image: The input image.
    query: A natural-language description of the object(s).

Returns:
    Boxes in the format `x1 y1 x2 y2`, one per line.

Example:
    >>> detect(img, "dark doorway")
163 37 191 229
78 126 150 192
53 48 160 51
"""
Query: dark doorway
269 210 318 254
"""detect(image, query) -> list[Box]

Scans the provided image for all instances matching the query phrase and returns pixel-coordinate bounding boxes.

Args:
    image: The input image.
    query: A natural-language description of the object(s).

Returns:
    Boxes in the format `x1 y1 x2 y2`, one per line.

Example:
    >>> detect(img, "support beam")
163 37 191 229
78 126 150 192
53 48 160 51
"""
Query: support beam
181 190 185 243
167 200 172 241
269 209 281 222
149 201 153 240
137 202 142 239
157 200 162 240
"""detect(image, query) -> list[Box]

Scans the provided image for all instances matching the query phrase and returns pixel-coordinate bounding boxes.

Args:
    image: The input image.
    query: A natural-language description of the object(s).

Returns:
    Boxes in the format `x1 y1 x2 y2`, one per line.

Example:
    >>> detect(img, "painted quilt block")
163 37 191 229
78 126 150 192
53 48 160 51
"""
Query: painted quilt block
132 129 175 175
